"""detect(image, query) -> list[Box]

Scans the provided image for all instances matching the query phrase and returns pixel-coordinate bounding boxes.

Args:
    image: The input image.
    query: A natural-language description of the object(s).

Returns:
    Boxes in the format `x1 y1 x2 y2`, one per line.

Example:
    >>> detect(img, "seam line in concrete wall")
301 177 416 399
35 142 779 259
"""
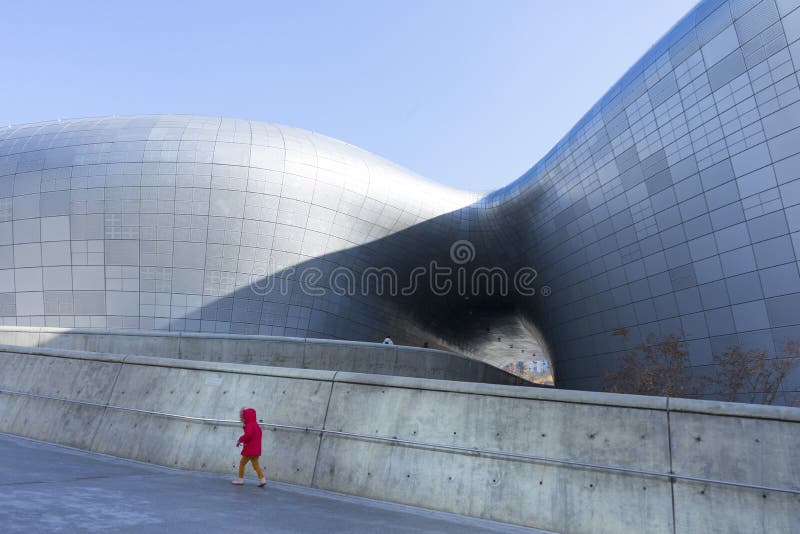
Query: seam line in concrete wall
87 356 127 451
311 370 338 488
665 407 800 423
332 375 667 411
1 385 798 496
666 397 677 534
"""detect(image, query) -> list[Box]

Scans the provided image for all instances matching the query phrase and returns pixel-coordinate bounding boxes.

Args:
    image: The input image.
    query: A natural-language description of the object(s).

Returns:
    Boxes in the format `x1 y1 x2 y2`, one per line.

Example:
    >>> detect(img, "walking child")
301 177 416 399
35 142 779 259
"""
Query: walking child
231 407 266 487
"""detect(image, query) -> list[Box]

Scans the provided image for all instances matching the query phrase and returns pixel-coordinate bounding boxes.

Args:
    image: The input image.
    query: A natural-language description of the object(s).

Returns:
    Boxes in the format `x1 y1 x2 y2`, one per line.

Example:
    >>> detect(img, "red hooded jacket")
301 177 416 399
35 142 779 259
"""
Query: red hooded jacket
237 408 262 456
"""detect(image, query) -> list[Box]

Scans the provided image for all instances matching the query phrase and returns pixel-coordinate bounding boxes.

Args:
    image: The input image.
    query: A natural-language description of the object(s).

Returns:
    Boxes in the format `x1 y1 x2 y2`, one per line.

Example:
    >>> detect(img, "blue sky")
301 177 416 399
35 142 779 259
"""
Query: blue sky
2 1 697 191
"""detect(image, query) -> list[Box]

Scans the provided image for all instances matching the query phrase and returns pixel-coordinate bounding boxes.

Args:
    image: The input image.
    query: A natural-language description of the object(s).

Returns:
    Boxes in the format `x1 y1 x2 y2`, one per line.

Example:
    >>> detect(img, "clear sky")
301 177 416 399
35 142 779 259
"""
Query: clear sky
2 1 697 192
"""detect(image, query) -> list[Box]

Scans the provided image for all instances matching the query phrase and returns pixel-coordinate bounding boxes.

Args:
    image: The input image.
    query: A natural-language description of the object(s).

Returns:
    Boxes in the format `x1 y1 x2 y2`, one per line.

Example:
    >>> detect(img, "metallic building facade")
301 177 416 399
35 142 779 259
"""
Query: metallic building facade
0 115 482 340
483 0 800 397
2 0 800 397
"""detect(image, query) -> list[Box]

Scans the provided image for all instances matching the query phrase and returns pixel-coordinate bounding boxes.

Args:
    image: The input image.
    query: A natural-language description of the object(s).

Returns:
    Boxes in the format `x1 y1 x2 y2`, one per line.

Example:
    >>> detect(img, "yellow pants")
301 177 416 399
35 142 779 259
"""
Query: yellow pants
238 456 264 479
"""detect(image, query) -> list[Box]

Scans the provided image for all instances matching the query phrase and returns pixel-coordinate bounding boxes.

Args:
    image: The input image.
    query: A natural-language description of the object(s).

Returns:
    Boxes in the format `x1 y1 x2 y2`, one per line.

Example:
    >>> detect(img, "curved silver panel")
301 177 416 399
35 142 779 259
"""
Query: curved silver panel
0 117 476 334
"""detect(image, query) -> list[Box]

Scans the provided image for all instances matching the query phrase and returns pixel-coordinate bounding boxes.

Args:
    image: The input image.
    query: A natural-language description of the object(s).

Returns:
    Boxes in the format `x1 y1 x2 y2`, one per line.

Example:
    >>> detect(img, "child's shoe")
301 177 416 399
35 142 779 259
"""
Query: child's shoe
231 478 244 485
258 478 267 487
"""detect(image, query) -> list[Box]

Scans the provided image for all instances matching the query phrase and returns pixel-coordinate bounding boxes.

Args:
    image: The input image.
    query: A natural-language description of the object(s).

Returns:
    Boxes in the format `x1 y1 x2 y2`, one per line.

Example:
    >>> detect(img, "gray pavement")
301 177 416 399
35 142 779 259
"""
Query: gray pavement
0 433 548 533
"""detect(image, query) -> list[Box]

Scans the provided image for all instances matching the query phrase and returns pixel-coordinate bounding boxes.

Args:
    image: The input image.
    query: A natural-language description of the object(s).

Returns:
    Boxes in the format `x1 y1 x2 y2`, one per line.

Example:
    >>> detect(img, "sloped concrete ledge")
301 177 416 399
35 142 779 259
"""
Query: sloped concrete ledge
0 326 526 386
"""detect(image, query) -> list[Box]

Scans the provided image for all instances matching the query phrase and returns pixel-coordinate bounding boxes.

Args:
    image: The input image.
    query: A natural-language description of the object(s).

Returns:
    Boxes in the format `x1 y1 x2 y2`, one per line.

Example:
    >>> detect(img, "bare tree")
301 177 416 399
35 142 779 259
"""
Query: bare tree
603 332 702 398
603 330 800 405
708 340 800 405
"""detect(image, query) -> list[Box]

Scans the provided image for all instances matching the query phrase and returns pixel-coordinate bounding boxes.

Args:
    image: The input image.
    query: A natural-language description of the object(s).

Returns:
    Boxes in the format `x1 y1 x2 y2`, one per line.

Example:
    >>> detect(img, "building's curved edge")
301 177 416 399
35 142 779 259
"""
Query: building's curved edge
483 0 724 201
476 0 800 400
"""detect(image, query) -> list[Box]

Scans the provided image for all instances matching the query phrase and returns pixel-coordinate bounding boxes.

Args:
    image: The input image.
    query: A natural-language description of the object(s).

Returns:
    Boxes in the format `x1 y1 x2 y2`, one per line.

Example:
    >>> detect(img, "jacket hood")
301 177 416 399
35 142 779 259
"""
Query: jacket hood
241 408 257 423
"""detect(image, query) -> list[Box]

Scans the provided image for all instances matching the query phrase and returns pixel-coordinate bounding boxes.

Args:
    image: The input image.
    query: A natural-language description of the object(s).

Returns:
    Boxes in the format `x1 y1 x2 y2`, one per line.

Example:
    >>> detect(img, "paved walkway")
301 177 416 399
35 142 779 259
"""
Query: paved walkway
0 433 549 533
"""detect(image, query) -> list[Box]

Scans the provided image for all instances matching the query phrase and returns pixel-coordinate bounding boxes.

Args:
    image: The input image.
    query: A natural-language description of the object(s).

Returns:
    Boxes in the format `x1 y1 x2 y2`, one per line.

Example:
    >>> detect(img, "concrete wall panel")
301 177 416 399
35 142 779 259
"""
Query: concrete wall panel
669 410 800 489
0 345 797 532
313 438 673 534
673 482 800 533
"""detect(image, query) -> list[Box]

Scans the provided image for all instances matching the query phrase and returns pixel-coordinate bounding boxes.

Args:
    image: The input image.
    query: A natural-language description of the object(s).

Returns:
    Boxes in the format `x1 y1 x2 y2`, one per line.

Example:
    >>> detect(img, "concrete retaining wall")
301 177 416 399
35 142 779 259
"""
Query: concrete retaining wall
0 326 526 386
0 344 797 533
